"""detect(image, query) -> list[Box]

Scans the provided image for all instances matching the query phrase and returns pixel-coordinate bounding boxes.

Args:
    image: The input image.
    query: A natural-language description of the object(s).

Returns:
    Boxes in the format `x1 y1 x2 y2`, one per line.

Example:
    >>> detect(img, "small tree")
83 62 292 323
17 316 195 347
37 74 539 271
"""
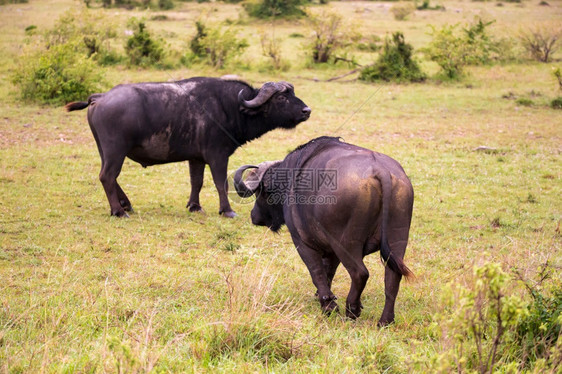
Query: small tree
260 31 284 70
125 18 165 67
308 12 353 64
360 32 425 83
519 25 561 63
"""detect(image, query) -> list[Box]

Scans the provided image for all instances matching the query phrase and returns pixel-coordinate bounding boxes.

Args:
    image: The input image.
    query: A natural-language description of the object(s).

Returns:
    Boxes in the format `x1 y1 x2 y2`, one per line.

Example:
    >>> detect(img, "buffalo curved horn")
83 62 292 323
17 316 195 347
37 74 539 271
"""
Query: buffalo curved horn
277 81 294 92
234 165 259 198
238 81 291 109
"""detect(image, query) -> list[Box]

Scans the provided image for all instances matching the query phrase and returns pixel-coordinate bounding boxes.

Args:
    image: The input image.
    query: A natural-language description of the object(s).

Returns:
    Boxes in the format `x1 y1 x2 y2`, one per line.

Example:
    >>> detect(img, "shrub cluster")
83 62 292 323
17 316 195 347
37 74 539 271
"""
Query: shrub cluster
11 9 115 104
424 18 504 79
432 262 562 372
359 32 425 83
12 41 104 105
12 4 559 105
186 20 248 68
243 0 306 19
125 18 165 67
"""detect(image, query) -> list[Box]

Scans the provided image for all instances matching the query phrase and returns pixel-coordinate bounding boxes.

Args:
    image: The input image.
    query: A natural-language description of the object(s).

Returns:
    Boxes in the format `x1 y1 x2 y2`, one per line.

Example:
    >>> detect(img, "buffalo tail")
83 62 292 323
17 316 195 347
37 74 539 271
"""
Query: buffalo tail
375 164 414 280
64 101 89 112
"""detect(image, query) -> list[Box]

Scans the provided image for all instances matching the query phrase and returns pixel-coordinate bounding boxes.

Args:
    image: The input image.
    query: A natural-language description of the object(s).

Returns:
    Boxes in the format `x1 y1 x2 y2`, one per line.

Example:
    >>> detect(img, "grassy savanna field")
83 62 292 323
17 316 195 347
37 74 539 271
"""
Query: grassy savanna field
1 0 561 372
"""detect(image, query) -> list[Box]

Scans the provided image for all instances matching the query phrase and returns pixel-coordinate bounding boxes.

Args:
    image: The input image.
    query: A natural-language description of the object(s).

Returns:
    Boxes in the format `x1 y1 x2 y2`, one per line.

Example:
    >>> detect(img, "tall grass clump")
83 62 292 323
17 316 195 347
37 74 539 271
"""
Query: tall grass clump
190 262 302 365
359 32 425 82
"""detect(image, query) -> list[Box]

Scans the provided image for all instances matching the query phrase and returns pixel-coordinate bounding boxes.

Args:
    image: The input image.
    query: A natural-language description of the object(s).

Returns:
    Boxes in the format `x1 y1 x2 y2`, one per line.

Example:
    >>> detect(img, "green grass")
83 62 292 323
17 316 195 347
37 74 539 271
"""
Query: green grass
1 0 561 372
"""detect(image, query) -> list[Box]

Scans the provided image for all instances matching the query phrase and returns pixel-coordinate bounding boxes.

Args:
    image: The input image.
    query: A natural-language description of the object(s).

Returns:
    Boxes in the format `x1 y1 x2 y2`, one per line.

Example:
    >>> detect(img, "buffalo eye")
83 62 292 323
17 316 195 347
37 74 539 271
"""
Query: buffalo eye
275 95 288 103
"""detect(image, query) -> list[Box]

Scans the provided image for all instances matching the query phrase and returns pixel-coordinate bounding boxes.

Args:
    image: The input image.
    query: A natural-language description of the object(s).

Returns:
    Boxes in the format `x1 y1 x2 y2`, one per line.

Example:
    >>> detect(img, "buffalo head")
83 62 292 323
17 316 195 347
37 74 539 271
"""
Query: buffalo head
233 161 285 232
238 82 311 128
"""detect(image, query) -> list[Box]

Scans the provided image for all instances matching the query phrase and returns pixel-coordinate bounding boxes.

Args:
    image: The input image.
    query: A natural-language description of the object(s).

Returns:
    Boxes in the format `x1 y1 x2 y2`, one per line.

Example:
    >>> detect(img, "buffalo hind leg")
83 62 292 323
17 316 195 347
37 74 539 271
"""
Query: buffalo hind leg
187 160 205 213
315 254 340 298
99 152 128 217
208 157 235 218
339 251 369 319
378 237 409 326
294 240 339 314
378 266 403 326
323 253 341 290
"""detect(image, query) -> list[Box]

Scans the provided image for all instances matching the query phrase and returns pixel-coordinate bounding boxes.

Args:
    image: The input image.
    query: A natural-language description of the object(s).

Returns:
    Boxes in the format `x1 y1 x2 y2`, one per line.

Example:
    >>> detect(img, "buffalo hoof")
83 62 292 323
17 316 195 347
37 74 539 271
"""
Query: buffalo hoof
320 295 339 315
111 210 129 218
120 200 134 212
377 319 394 327
220 210 237 218
345 303 363 320
187 203 203 213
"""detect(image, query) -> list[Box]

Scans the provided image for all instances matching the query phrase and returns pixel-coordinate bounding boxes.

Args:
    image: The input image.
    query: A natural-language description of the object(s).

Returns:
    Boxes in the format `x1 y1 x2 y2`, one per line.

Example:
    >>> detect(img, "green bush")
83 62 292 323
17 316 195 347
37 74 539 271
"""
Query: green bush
512 286 561 367
158 0 174 9
516 97 534 106
189 20 208 57
551 97 562 109
424 18 505 80
44 9 119 65
198 24 248 68
243 0 307 19
359 32 425 83
125 18 165 67
11 41 105 105
432 263 528 372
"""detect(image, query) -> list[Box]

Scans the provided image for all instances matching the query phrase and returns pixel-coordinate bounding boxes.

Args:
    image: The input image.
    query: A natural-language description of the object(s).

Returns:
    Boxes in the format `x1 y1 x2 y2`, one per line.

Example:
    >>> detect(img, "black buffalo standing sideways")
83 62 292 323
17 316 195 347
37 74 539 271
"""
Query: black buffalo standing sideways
65 77 311 217
234 136 414 325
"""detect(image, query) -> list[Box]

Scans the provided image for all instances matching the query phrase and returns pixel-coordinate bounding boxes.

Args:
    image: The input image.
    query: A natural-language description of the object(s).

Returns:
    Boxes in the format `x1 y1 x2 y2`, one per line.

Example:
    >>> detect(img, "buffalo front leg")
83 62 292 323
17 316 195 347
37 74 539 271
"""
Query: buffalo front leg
208 157 235 218
116 183 133 212
187 160 205 213
378 267 403 326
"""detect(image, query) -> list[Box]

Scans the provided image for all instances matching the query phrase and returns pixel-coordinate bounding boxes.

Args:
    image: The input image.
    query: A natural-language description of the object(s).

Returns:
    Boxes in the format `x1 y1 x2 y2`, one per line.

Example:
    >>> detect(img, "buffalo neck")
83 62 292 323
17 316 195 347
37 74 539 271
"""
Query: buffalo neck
236 113 281 145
